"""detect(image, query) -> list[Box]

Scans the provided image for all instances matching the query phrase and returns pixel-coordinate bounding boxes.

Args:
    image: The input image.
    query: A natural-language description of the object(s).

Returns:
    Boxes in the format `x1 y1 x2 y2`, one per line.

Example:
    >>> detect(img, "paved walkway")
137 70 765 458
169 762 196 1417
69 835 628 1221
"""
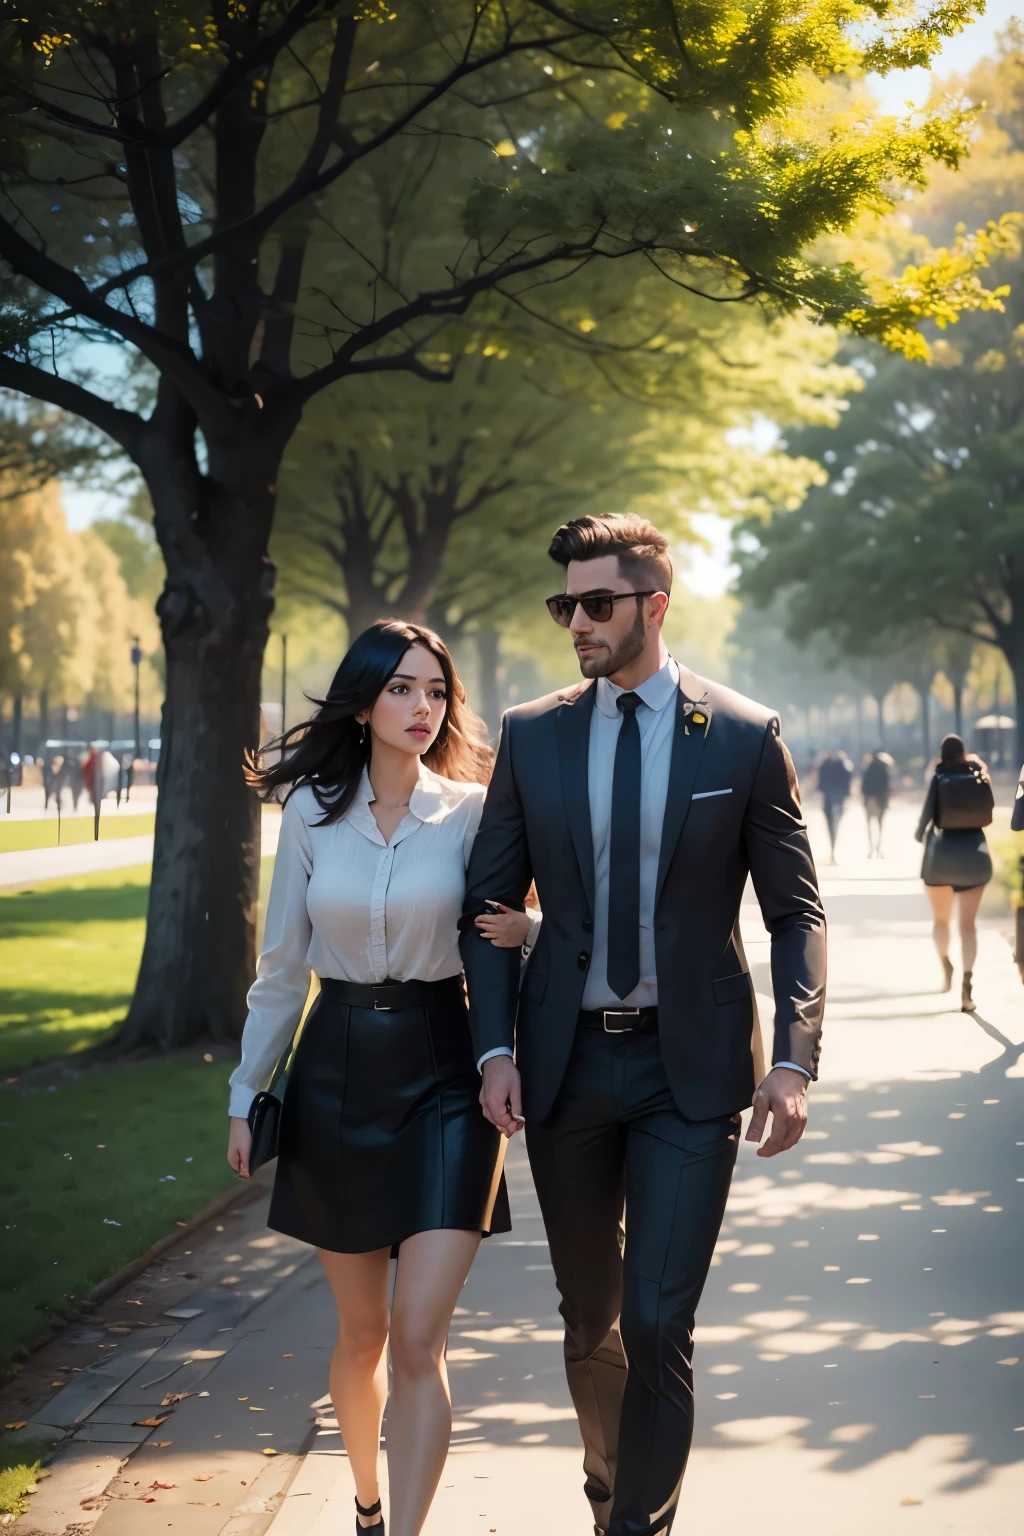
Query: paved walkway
12 801 1024 1534
0 812 281 889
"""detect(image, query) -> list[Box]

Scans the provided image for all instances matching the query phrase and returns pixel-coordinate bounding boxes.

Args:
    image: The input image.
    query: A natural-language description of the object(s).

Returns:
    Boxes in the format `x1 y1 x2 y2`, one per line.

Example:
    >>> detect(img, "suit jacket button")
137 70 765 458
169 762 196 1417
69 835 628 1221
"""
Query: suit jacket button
582 920 593 933
577 951 590 970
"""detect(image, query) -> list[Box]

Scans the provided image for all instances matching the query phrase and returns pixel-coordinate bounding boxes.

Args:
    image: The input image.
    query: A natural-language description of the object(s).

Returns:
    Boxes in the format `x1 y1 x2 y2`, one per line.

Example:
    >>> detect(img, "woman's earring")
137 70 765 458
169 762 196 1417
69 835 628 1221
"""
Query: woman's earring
359 721 367 746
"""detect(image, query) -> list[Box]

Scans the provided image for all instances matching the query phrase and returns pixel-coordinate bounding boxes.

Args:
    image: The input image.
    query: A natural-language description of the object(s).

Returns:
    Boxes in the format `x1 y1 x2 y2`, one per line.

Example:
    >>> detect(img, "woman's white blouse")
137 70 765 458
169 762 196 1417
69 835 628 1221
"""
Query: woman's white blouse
227 764 487 1119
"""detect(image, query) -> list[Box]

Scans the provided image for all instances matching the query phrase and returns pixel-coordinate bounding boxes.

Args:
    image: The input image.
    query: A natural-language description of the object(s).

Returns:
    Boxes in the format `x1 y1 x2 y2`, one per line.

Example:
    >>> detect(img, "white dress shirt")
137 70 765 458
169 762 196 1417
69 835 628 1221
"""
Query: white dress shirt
480 653 809 1078
228 764 486 1118
582 655 680 1008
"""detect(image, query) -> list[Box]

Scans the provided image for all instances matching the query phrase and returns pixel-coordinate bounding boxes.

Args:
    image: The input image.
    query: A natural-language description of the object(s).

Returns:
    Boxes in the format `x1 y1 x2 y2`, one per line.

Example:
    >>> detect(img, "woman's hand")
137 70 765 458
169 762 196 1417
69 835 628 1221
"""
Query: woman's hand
475 901 532 949
227 1116 252 1179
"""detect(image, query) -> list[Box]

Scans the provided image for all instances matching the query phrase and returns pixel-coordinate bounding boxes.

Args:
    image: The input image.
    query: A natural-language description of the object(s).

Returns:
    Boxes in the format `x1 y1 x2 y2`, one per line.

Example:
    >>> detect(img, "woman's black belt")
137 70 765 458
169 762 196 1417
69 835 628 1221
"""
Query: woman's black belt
318 975 464 1012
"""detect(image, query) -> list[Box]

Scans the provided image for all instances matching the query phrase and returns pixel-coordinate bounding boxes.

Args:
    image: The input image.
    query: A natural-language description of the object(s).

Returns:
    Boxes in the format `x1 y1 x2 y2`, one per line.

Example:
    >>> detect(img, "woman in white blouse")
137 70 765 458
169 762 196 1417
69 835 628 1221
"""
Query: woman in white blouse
226 620 534 1536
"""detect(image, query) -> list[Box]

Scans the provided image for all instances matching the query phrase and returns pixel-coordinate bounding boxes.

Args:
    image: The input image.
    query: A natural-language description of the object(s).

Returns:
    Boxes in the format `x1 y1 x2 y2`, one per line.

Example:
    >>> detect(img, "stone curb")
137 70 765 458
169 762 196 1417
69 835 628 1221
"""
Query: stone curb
81 1170 271 1311
8 1167 273 1373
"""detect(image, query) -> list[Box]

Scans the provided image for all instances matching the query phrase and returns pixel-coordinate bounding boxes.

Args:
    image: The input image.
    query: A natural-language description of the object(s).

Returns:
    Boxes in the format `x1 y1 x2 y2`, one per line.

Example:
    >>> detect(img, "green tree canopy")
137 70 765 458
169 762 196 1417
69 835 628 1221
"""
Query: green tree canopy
0 0 1005 1048
735 27 1024 763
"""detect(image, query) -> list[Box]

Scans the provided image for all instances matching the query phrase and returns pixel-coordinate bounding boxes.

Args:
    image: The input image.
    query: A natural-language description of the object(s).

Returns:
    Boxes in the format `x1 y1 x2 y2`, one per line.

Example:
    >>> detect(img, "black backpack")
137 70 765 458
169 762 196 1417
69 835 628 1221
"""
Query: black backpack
936 766 994 829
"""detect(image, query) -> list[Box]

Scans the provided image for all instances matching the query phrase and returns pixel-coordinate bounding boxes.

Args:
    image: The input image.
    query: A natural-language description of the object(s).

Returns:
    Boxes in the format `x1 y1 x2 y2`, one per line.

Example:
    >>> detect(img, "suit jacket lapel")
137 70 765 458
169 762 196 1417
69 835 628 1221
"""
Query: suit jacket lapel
655 682 710 906
556 681 596 915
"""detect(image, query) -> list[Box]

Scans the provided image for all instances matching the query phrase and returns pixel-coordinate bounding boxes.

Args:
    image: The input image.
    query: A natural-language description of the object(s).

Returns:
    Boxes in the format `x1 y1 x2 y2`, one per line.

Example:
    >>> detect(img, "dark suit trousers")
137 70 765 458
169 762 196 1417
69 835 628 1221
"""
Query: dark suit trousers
526 1026 739 1536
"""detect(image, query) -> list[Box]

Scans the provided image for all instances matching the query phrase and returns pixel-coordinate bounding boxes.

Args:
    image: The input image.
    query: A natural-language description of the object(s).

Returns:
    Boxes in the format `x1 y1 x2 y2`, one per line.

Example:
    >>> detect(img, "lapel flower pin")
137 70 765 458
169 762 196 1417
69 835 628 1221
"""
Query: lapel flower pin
682 696 712 738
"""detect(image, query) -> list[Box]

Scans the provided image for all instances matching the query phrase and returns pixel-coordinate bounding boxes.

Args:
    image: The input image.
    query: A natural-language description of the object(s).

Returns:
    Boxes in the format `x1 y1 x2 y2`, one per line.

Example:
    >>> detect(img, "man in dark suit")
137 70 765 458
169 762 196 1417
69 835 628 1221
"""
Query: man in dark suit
460 513 826 1536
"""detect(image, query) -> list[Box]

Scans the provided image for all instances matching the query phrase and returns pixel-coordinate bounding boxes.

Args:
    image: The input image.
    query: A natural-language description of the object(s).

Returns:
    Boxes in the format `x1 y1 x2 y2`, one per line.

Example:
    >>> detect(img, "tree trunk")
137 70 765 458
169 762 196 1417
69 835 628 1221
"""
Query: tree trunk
874 692 886 748
919 682 930 765
476 627 500 738
39 687 48 744
12 693 22 756
1007 641 1024 771
118 437 281 1052
952 679 963 738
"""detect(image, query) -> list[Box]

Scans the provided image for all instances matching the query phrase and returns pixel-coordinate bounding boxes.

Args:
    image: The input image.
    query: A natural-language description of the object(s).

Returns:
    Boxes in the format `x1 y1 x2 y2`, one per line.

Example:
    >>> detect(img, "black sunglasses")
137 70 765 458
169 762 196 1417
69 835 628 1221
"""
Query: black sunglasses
546 590 657 627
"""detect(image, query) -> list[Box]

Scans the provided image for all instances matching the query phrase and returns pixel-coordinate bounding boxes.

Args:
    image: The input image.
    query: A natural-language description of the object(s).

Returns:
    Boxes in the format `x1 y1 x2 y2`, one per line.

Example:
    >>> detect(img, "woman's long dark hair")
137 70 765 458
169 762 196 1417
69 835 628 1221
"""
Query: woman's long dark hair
936 733 988 775
245 620 493 824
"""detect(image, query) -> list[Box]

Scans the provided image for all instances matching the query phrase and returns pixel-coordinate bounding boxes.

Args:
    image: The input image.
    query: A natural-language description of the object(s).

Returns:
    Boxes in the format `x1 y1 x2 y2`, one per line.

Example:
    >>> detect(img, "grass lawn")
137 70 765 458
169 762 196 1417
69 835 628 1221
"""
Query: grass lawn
0 858 276 1373
0 867 151 1072
0 1438 50 1518
0 812 155 855
0 1053 240 1371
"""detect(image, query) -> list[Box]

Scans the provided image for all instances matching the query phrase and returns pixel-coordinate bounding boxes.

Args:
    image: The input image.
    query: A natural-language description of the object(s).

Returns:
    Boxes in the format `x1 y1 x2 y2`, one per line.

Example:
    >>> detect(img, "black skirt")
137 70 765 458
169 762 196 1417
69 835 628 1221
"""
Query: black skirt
268 975 510 1253
921 827 992 892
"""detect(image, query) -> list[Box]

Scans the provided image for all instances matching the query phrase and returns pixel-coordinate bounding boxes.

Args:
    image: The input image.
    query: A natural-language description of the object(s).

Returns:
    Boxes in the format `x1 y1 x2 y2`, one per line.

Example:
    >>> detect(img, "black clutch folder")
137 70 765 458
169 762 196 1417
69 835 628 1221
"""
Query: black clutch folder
246 1054 291 1174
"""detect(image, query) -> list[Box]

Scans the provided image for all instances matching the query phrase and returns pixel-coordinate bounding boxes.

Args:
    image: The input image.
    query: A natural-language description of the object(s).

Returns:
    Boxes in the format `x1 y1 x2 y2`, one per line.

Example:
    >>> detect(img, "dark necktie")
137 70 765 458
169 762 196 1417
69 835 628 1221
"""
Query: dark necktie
607 691 642 1001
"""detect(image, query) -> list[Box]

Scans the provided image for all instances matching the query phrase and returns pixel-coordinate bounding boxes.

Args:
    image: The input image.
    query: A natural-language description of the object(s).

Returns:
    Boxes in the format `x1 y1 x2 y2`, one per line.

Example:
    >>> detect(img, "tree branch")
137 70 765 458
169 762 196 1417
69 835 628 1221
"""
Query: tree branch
93 25 588 299
0 354 145 455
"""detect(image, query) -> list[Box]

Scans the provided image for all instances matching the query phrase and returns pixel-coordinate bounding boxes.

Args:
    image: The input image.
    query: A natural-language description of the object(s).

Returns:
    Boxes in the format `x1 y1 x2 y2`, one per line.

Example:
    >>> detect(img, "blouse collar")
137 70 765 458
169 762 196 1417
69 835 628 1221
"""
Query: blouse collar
345 759 461 846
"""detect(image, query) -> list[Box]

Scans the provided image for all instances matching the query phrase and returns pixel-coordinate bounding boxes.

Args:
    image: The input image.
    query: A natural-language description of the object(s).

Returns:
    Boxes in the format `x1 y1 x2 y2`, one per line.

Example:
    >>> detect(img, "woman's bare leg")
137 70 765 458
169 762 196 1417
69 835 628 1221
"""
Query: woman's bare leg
386 1229 481 1536
925 884 954 964
319 1247 392 1526
957 885 985 975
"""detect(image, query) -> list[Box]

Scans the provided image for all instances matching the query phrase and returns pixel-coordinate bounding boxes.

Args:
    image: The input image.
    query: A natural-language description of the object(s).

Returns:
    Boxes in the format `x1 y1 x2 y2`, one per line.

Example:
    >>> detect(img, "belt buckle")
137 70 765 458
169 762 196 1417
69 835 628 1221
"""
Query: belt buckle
603 1009 640 1034
373 987 395 1012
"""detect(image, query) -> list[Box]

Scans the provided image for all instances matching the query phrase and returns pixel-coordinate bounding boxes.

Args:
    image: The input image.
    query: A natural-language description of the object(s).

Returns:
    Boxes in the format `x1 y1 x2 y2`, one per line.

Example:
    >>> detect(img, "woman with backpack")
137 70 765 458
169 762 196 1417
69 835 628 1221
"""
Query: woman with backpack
915 734 994 1012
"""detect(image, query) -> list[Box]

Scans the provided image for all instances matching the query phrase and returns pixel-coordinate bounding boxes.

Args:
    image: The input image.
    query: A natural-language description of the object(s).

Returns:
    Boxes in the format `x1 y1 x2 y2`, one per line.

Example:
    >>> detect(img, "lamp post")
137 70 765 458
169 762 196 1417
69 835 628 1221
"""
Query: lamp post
130 636 142 803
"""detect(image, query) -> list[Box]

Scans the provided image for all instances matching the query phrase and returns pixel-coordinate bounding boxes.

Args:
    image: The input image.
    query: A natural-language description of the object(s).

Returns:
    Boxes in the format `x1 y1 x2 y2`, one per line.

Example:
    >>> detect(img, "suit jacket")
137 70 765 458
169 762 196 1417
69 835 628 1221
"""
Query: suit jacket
459 669 826 1125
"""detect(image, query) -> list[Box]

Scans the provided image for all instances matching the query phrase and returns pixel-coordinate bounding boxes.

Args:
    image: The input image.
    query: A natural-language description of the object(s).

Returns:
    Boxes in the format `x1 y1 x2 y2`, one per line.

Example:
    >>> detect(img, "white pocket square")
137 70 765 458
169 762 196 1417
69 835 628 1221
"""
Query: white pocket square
692 788 733 800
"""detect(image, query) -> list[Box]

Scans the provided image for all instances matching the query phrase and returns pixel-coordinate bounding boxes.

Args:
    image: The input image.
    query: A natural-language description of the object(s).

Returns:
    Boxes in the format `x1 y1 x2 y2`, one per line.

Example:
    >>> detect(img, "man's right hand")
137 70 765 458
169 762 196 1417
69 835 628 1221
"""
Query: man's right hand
480 1056 525 1138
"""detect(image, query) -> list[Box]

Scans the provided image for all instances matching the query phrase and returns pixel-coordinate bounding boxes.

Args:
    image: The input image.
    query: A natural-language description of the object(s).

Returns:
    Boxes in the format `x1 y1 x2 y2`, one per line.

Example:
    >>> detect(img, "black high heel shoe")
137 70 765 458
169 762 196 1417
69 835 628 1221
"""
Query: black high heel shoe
355 1496 384 1535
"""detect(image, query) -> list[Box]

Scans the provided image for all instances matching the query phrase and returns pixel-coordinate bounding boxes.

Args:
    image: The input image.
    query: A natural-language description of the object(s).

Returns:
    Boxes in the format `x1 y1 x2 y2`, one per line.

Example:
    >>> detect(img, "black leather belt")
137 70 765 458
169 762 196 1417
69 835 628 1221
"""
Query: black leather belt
578 1006 658 1034
319 976 462 1012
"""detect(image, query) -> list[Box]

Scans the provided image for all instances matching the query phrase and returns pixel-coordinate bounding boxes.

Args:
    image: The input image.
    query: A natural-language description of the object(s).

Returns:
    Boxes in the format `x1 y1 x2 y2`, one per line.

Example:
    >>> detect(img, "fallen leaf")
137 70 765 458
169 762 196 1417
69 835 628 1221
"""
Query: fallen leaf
282 1353 294 1357
198 1391 210 1397
160 1393 193 1407
150 1480 176 1490
140 1496 156 1502
262 1448 277 1456
134 1417 170 1428
194 1474 215 1481
900 1498 922 1507
150 1441 173 1448
248 1406 265 1412
189 1502 221 1508
51 1380 66 1387
237 1396 248 1402
5 1422 26 1430
214 1433 222 1439
107 1326 131 1335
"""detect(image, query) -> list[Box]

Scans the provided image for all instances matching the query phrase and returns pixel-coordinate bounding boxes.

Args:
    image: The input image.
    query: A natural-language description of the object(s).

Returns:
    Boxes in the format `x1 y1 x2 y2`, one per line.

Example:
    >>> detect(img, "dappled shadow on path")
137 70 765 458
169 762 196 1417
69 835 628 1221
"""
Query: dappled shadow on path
412 1033 1024 1501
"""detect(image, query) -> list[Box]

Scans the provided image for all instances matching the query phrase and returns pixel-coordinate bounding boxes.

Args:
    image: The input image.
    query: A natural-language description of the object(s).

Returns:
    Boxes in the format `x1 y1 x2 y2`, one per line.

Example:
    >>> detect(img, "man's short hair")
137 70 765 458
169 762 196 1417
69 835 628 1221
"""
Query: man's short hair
548 513 673 595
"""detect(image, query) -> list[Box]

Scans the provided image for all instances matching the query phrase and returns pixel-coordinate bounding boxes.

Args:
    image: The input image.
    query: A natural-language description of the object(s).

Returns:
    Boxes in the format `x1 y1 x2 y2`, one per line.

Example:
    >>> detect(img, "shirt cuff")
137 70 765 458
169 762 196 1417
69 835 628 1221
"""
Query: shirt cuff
229 1082 259 1118
772 1060 812 1079
477 1046 514 1072
522 908 543 956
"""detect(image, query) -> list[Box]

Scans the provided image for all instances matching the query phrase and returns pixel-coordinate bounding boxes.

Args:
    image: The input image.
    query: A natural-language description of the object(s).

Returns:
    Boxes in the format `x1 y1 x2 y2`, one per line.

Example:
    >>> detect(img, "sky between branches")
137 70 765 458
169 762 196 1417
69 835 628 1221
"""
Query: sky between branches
56 1 1024 601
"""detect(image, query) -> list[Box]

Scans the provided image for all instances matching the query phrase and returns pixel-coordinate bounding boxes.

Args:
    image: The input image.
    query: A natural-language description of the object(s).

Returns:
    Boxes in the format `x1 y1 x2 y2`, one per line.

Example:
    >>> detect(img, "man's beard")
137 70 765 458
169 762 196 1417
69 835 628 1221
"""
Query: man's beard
576 604 646 678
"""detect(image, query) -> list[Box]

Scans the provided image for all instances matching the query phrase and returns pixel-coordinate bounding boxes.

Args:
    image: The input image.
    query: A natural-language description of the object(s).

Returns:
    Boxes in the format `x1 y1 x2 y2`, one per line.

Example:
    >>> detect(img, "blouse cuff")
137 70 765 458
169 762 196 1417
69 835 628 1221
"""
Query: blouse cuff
228 1081 260 1119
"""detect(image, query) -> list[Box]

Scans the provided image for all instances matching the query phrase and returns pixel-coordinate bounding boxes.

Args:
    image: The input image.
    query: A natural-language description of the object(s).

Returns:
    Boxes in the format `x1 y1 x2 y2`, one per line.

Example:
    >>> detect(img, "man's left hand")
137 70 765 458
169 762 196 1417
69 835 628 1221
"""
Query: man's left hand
745 1067 808 1158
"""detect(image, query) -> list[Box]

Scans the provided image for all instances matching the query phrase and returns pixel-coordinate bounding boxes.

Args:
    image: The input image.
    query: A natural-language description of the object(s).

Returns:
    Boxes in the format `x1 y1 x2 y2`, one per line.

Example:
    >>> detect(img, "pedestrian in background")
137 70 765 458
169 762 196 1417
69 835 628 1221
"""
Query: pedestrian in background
861 750 894 859
915 733 994 1012
817 747 855 864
